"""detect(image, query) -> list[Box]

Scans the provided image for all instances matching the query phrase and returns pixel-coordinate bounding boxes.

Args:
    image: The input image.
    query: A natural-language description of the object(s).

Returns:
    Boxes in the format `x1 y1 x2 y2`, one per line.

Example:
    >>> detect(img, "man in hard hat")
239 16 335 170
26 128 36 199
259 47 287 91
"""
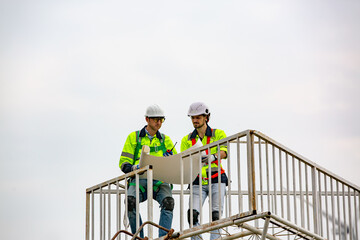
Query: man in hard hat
181 102 228 240
119 104 177 238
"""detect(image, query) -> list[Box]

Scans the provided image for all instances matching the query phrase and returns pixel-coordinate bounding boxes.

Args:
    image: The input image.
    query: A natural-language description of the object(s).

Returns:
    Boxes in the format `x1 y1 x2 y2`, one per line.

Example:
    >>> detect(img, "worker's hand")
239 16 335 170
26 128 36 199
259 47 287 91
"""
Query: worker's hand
201 154 217 163
132 165 140 171
163 150 173 157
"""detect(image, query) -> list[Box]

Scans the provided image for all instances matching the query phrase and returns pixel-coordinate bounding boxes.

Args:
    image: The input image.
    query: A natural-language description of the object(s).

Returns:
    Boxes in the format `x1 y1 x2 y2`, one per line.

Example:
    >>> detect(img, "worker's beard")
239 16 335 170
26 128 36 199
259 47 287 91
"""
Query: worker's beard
194 122 205 129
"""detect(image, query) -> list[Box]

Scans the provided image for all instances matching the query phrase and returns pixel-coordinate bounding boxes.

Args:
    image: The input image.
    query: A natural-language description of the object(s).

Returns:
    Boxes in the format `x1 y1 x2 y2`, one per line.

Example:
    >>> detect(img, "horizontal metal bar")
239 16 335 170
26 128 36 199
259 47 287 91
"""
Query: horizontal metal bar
86 166 152 192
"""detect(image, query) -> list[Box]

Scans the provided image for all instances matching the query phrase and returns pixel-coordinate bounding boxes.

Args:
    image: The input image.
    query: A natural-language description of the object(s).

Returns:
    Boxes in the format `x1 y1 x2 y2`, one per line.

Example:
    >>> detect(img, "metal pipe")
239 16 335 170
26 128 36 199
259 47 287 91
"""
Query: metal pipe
285 153 290 221
86 192 90 240
100 187 103 240
324 174 329 239
258 137 264 212
312 166 319 234
343 183 348 240
108 183 111 240
180 155 184 232
272 145 277 214
147 168 153 238
92 190 94 240
299 160 304 228
227 140 232 217
292 156 297 225
279 149 284 218
318 171 323 236
247 131 256 212
261 217 271 240
237 137 242 213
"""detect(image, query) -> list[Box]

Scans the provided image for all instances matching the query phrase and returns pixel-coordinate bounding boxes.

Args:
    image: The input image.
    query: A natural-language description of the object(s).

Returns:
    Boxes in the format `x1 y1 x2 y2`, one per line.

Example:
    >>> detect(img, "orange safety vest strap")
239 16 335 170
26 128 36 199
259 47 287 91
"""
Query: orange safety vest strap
203 168 226 180
191 129 225 180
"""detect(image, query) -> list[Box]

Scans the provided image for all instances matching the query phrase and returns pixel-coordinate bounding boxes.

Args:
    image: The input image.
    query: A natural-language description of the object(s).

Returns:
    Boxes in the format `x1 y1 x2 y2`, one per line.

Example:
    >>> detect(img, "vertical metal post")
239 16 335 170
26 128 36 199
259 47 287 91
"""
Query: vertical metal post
246 131 256 212
286 153 290 221
279 149 283 218
108 183 111 240
258 137 264 212
312 167 319 234
305 165 310 230
189 154 193 228
208 145 212 222
135 174 140 232
324 174 330 239
180 155 184 232
355 190 359 240
348 187 353 240
292 156 297 225
336 181 341 240
272 145 277 214
318 171 323 236
299 161 304 228
86 191 90 240
237 137 242 213
92 191 95 240
342 184 348 240
100 187 103 240
147 167 153 239
217 144 222 219
265 141 270 213
227 140 232 217
198 152 203 225
331 177 336 239
125 177 129 235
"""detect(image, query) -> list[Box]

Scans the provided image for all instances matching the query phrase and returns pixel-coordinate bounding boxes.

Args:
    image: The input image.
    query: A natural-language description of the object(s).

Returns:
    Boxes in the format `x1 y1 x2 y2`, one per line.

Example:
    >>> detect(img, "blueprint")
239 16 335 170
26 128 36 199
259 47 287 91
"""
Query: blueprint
138 140 204 184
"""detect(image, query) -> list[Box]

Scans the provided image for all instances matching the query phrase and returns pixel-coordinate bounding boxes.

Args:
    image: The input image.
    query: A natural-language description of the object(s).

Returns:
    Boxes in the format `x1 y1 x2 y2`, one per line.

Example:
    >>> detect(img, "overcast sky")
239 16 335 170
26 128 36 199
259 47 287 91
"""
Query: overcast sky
0 1 359 239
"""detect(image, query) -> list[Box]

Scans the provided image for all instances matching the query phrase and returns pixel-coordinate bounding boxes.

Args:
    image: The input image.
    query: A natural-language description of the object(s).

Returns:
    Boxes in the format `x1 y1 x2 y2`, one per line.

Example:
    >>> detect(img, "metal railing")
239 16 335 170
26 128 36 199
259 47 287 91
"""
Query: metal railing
85 130 360 240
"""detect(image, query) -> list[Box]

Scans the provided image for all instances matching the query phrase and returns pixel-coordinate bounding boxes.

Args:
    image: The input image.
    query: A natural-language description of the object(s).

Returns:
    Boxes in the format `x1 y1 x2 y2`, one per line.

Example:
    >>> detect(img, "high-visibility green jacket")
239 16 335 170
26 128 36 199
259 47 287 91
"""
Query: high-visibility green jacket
180 125 228 185
119 126 177 173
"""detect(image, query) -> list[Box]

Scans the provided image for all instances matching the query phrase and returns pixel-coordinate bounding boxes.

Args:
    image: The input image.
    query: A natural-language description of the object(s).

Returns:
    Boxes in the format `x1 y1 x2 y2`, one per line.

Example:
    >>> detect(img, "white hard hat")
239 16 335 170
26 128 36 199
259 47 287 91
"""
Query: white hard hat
187 102 210 116
145 104 165 117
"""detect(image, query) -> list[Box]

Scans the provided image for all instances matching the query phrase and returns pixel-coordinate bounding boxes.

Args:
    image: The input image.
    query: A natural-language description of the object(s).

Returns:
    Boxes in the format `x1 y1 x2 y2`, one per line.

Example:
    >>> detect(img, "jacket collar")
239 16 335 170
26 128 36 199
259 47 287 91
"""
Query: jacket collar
189 124 212 139
140 125 163 139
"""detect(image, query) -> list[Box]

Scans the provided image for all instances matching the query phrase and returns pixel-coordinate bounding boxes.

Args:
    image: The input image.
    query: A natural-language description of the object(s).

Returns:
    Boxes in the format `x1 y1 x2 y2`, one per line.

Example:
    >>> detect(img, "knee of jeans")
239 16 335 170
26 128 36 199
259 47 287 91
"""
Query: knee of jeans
127 196 136 212
161 197 174 211
187 209 199 225
212 211 219 221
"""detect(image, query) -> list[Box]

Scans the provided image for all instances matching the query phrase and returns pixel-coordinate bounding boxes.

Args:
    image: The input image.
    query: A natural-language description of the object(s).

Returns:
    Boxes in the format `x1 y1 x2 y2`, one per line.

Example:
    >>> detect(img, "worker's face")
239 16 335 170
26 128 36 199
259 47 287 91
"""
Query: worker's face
146 117 164 132
191 115 206 129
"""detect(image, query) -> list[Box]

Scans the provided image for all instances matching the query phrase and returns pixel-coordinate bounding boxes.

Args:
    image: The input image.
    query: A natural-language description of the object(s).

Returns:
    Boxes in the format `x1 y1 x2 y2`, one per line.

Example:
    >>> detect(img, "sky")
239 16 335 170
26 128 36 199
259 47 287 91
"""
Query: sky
0 0 359 239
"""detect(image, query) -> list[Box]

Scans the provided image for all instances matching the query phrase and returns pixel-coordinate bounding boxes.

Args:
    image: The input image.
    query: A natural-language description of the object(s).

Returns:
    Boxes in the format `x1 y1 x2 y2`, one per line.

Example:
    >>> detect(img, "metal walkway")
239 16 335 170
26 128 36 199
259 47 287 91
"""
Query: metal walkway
86 130 360 240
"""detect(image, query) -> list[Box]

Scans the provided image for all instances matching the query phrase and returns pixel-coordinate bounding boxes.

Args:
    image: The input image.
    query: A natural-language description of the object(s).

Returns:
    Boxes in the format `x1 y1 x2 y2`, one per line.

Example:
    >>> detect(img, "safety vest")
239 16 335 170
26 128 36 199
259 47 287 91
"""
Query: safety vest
189 129 225 185
120 129 175 193
133 130 166 164
120 129 172 169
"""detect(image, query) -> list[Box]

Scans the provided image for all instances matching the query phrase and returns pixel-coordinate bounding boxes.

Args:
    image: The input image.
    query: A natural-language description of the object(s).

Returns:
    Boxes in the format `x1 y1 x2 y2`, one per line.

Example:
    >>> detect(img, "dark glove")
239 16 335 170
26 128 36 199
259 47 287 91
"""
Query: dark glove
163 150 173 157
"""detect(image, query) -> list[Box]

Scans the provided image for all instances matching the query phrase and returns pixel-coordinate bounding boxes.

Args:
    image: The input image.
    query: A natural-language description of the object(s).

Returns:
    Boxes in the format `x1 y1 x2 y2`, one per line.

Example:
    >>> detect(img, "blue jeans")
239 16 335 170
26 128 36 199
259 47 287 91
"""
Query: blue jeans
189 183 226 240
127 179 173 238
